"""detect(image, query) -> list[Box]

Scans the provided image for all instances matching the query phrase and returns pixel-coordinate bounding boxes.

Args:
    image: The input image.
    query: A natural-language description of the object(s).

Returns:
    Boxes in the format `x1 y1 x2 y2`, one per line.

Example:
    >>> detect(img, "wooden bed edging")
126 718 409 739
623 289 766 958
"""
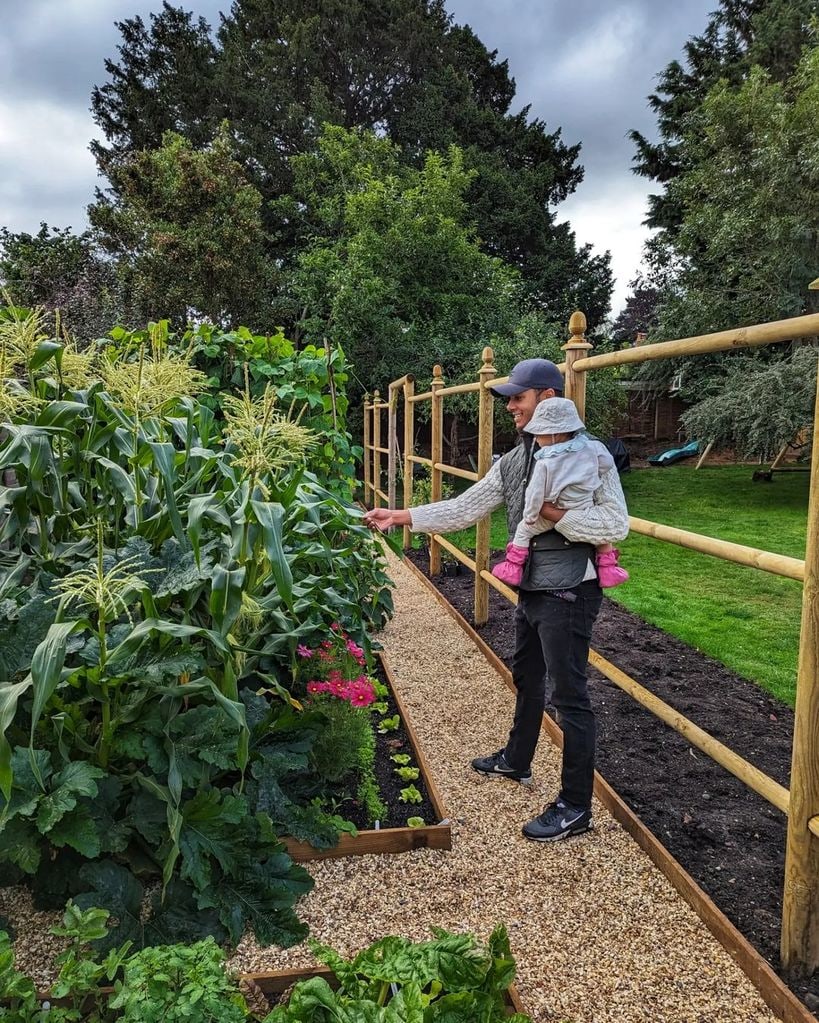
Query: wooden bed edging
242 964 525 1013
402 555 816 1023
281 650 452 862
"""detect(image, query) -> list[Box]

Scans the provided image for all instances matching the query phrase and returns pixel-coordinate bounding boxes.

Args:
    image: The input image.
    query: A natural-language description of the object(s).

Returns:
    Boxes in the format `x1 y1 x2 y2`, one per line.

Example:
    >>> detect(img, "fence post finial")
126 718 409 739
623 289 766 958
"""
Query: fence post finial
562 310 593 421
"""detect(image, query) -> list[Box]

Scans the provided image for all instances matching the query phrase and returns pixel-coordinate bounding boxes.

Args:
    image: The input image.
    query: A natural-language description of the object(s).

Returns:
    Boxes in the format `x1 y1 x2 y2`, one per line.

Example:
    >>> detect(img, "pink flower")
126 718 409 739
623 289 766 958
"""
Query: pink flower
345 639 365 661
307 680 329 694
297 644 313 658
328 669 343 684
320 640 333 650
330 622 340 632
343 677 376 708
327 677 346 697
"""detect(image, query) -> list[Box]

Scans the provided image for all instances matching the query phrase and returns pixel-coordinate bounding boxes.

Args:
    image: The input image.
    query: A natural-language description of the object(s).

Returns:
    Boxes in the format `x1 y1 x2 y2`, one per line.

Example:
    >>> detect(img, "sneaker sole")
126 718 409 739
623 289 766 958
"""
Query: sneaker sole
472 766 533 786
522 822 593 843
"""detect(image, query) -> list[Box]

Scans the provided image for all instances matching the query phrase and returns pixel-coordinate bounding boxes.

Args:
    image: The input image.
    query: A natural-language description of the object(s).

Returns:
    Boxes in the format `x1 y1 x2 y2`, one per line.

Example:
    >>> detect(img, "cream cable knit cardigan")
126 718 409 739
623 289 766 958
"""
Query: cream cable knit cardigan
409 437 629 546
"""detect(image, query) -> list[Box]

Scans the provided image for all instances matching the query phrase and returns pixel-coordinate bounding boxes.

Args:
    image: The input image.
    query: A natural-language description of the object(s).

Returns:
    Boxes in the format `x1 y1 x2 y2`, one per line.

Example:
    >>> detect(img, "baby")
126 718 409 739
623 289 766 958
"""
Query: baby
492 397 629 589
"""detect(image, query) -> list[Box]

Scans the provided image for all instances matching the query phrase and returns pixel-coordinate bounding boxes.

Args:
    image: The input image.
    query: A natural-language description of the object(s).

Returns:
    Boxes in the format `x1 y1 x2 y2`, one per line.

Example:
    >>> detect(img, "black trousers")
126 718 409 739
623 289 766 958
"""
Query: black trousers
503 581 603 809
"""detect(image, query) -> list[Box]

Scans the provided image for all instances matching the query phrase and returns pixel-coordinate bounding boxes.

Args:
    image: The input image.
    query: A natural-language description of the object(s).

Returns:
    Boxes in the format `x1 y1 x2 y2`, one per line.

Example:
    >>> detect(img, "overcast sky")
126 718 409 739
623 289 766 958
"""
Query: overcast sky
0 0 715 314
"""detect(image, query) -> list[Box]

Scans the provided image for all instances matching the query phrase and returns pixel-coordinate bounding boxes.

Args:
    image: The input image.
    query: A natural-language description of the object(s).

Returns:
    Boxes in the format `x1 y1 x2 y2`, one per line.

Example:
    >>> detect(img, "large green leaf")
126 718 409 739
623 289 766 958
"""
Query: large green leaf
199 851 312 947
0 680 34 800
48 806 101 858
74 861 144 951
75 861 226 952
252 500 293 607
178 789 246 891
186 493 232 567
0 589 55 683
208 565 246 638
35 761 105 832
28 621 82 770
0 817 42 874
147 441 184 541
142 704 240 788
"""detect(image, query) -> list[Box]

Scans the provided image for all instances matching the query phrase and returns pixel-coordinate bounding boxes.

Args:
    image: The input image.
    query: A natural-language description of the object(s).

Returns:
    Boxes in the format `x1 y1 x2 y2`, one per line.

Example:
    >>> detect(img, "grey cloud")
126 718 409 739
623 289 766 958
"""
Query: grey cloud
0 0 719 306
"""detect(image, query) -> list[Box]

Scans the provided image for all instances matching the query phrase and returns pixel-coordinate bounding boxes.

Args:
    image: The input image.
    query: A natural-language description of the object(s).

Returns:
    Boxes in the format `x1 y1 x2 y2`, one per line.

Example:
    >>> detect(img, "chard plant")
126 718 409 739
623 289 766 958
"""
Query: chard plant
267 926 530 1022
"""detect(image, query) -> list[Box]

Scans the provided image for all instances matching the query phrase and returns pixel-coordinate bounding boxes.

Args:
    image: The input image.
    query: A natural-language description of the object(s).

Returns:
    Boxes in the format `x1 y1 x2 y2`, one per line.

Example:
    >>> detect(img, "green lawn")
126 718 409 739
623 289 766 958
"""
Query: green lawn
421 466 810 706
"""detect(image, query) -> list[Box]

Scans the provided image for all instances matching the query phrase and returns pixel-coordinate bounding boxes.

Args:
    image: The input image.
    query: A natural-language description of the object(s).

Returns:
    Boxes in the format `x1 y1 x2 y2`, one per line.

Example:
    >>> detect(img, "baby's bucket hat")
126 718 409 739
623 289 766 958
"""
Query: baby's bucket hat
523 397 585 436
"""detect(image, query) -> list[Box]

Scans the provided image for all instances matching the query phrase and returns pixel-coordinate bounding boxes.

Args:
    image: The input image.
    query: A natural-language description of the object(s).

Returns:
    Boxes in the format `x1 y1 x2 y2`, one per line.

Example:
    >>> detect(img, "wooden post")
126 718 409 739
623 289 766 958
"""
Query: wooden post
372 390 382 509
695 440 714 470
363 394 372 505
429 365 444 576
474 347 496 626
387 386 398 511
403 377 415 550
561 310 593 421
781 361 819 976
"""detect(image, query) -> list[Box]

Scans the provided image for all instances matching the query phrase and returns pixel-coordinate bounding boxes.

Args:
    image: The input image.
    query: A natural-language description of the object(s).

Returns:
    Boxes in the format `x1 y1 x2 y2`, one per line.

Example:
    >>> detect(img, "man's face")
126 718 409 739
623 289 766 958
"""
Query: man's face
506 388 557 432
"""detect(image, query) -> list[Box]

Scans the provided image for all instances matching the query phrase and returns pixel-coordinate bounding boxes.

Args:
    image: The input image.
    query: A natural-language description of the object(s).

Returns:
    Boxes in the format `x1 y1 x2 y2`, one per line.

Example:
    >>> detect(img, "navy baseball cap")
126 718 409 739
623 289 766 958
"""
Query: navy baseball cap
489 358 564 397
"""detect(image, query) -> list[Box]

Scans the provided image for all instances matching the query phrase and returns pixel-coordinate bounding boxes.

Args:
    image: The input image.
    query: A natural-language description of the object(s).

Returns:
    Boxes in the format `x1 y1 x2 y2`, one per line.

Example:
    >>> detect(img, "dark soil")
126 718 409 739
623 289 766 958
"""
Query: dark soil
335 657 438 831
405 547 819 1014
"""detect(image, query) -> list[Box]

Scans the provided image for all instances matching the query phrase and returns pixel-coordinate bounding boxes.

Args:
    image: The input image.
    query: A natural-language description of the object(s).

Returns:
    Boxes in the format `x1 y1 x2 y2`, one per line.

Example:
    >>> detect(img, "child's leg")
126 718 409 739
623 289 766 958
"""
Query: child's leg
595 545 629 588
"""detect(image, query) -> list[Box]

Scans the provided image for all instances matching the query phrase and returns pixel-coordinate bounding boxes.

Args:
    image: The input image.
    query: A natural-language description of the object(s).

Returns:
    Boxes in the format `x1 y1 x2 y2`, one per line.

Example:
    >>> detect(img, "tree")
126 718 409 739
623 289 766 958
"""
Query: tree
653 50 819 343
610 275 662 345
89 126 275 327
90 2 219 176
681 346 818 457
286 126 521 401
630 0 815 233
91 0 611 331
0 225 122 339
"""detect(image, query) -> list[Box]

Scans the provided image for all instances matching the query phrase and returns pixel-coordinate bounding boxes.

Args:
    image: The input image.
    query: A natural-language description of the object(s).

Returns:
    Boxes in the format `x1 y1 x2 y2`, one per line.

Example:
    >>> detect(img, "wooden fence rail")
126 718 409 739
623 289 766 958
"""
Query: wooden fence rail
361 308 819 977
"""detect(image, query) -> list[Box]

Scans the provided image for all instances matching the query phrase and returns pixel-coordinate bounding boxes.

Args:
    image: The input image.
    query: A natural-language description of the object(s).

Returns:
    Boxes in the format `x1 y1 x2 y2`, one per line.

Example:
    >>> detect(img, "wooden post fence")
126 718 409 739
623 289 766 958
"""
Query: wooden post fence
429 365 445 575
781 357 819 976
402 375 415 550
387 382 399 511
372 390 382 508
561 309 592 420
361 306 819 977
474 347 496 625
363 393 371 504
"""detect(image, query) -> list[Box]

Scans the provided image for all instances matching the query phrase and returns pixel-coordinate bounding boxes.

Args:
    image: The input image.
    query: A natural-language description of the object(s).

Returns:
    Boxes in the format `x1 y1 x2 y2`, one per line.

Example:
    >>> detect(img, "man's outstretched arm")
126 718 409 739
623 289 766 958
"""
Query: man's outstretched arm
364 460 506 535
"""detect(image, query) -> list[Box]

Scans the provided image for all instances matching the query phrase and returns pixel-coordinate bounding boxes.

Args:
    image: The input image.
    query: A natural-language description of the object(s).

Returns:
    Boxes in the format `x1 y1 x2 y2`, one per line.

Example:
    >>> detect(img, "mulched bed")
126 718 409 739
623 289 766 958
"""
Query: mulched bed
405 547 819 1015
334 656 438 831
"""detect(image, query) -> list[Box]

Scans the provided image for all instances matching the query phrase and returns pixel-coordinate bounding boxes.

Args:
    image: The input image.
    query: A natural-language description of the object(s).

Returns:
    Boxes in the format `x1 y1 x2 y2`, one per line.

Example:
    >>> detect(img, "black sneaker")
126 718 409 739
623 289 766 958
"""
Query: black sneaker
522 799 592 842
471 749 533 785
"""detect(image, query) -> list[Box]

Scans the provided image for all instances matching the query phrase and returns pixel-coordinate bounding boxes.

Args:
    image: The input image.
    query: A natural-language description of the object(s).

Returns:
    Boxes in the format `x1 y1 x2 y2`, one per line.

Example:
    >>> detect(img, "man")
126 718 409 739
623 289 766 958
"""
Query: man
363 358 629 841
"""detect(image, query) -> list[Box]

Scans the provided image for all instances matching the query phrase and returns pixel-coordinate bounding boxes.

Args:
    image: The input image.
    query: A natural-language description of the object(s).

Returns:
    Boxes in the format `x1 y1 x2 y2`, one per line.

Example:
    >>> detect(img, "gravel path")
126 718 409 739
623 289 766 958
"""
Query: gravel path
230 551 778 1023
1 549 780 1021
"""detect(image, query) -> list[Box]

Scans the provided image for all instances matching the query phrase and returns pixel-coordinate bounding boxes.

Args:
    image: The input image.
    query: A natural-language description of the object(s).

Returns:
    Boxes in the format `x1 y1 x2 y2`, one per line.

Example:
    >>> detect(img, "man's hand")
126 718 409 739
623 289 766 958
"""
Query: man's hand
539 501 566 523
362 507 410 531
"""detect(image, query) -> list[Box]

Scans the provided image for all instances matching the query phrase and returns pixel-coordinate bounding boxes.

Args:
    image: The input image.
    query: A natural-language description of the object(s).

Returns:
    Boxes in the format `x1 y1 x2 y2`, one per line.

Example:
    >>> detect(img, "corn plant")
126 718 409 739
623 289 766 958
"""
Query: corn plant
0 311 393 950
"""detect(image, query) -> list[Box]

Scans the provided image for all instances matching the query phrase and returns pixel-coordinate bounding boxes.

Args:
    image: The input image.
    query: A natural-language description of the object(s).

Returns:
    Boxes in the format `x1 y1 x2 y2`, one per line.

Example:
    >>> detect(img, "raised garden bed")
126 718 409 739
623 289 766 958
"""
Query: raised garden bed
245 965 526 1014
281 651 452 861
